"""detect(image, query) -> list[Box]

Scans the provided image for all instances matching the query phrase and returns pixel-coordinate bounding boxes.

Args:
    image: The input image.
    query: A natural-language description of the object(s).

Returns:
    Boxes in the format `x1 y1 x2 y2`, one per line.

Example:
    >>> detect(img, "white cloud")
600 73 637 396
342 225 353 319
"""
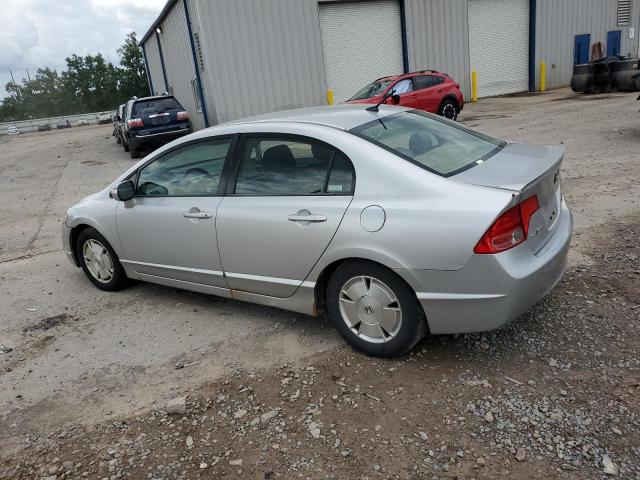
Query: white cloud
0 0 165 97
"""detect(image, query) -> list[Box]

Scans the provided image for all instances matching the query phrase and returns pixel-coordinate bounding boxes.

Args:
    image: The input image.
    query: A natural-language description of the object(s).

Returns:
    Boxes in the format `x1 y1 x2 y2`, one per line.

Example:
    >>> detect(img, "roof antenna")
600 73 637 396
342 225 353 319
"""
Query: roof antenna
366 89 397 112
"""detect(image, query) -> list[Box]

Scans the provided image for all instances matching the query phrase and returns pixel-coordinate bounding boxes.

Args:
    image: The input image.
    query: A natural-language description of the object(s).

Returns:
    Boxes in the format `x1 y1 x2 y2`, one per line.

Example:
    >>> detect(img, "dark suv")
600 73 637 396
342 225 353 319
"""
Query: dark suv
122 95 192 158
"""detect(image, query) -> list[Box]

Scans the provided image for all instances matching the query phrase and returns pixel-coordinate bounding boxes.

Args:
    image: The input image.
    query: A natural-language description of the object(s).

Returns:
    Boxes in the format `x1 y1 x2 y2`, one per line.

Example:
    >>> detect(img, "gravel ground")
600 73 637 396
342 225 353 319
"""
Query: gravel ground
0 88 639 479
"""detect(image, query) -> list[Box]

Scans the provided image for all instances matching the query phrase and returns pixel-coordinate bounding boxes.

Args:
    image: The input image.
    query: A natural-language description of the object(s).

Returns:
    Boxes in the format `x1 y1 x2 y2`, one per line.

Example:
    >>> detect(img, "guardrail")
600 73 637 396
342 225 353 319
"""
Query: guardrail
0 111 117 135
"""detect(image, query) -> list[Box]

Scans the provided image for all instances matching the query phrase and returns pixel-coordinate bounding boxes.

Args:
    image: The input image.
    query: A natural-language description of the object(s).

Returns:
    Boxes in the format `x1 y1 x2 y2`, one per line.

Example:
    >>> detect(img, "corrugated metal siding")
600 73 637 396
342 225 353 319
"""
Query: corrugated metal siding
143 37 166 96
191 0 327 124
157 1 206 130
468 0 529 97
186 0 218 125
319 1 405 102
404 0 471 99
536 0 640 89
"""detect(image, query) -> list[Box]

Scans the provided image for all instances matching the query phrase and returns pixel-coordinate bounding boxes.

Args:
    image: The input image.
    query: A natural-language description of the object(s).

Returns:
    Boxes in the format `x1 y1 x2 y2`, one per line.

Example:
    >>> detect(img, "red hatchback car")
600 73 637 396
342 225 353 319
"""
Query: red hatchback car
345 70 464 120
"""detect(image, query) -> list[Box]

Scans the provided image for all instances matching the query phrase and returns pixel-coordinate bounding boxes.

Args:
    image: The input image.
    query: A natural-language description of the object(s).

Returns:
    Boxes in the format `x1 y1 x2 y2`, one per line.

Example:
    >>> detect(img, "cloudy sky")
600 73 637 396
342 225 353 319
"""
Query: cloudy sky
0 0 166 98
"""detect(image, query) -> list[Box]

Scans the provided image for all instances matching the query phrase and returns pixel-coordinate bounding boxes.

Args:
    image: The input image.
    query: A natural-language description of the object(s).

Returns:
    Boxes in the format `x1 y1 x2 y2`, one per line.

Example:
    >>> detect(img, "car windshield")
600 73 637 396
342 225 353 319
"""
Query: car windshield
349 79 394 100
350 110 505 177
133 97 182 115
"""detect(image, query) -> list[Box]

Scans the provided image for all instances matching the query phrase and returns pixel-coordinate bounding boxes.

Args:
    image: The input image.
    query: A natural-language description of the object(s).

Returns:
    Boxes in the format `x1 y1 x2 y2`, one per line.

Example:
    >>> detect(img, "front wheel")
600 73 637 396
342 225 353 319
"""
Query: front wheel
326 261 427 358
438 99 459 121
77 227 130 291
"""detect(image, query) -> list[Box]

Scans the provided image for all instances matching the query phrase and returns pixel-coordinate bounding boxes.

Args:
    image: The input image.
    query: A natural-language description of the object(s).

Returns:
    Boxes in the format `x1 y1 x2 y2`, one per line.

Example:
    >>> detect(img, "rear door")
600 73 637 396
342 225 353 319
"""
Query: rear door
413 75 444 113
216 134 355 298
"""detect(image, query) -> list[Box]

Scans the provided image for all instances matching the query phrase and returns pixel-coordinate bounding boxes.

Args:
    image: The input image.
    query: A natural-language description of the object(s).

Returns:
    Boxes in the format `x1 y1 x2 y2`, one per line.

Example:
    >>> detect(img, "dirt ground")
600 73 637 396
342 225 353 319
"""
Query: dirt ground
0 88 639 479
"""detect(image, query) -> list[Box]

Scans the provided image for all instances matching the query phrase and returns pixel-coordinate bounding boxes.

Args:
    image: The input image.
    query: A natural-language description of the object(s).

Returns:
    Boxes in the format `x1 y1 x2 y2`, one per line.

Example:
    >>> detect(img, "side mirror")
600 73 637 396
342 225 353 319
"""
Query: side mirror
390 94 401 104
111 180 135 201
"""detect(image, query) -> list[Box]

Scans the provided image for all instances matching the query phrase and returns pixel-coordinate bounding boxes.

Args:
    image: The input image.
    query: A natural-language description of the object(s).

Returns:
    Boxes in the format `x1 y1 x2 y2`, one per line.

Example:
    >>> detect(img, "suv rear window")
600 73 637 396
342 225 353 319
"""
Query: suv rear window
132 97 182 116
350 110 505 177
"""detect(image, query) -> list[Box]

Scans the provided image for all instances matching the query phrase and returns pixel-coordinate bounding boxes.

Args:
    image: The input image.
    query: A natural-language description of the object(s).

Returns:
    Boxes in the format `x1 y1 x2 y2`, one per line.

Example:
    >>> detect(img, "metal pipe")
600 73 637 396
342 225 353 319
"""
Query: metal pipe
183 0 210 127
155 30 170 93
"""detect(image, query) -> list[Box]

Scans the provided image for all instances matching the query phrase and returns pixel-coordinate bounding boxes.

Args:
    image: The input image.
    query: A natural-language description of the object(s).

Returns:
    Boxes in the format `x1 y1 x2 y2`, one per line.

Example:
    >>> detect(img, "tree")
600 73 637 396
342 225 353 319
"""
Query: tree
117 32 149 100
0 31 150 122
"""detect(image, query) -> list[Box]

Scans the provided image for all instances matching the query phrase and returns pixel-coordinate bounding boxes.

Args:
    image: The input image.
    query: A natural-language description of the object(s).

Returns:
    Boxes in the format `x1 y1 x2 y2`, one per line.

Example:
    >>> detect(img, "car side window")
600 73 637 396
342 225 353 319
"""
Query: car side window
392 79 414 95
234 137 354 195
136 139 231 196
413 75 437 90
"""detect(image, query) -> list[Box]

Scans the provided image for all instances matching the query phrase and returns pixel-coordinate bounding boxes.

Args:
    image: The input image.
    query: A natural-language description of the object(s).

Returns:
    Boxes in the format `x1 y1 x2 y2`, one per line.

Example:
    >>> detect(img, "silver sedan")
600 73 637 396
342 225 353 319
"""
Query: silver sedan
62 105 572 357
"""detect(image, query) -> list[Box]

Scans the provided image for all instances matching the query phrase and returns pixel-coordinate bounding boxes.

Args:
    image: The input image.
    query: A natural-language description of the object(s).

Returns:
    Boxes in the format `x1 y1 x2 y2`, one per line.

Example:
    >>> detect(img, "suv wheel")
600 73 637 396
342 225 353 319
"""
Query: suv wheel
438 99 459 121
130 147 140 159
326 260 427 358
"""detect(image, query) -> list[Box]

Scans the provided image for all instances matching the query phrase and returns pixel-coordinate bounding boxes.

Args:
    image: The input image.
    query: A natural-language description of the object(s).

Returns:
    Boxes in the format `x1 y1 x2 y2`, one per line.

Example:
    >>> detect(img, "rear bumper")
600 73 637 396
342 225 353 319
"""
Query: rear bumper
397 199 573 334
130 127 192 148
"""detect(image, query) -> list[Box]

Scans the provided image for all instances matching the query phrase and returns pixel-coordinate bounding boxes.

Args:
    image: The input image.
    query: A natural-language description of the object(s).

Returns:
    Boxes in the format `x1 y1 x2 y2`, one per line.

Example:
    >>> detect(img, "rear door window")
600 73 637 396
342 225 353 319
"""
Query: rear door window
234 137 355 195
132 97 182 116
413 75 443 90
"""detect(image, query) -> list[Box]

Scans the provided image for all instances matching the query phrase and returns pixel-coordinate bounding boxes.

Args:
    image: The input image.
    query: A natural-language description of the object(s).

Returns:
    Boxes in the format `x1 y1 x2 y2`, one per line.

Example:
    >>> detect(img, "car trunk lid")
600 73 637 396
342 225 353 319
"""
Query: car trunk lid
453 143 565 253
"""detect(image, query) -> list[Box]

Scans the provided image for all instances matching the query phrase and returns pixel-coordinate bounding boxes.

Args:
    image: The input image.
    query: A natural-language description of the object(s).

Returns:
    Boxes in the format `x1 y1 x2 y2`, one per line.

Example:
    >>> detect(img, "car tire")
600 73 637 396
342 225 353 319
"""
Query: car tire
438 99 459 121
77 227 130 291
130 147 140 159
326 260 427 358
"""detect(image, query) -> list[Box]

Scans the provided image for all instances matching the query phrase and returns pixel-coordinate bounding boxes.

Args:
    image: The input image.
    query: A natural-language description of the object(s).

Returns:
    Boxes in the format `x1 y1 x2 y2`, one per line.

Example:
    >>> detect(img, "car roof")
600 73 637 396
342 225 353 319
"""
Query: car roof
131 95 177 103
374 70 443 82
223 104 409 131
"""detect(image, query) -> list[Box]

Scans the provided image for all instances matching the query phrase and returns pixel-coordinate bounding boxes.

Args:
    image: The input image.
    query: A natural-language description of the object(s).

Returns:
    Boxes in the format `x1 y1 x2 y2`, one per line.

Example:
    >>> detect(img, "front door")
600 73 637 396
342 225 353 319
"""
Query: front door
217 135 355 298
116 137 234 287
388 78 419 109
574 34 591 64
607 30 621 56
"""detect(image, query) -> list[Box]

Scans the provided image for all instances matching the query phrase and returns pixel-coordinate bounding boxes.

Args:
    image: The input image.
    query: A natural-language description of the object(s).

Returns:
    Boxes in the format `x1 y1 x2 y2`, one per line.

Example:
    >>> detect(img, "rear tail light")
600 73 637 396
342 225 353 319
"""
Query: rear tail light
474 195 540 254
177 111 189 121
127 118 144 128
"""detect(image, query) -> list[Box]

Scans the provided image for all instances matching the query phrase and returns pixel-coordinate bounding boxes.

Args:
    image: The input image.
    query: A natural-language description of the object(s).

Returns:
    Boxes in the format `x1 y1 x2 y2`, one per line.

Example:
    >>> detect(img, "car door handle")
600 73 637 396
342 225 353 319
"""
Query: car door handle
288 214 327 223
184 209 212 219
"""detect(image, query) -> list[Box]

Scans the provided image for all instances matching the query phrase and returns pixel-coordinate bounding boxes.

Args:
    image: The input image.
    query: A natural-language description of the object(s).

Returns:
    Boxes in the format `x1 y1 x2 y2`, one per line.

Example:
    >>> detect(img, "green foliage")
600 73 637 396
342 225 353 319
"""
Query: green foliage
0 32 149 122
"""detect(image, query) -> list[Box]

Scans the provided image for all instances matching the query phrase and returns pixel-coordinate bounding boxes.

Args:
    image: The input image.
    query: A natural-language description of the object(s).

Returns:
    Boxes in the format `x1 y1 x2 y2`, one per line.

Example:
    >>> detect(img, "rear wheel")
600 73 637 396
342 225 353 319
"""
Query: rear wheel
130 147 139 159
438 99 459 121
326 260 427 358
77 227 130 291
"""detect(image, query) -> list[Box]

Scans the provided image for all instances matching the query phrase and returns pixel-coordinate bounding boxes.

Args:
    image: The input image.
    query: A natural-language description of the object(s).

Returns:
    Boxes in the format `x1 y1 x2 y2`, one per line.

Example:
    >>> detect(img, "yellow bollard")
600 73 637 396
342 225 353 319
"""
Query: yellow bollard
471 70 478 102
540 61 546 92
327 89 335 106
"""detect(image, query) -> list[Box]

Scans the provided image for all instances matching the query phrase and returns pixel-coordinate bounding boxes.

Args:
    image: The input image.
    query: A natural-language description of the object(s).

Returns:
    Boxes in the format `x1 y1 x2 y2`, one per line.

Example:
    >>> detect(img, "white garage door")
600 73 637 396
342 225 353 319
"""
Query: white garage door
319 0 405 102
468 0 529 98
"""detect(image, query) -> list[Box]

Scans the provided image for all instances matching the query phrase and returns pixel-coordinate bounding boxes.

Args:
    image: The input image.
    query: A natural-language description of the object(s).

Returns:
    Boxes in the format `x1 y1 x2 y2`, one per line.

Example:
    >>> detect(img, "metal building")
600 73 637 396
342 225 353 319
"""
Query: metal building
141 0 640 129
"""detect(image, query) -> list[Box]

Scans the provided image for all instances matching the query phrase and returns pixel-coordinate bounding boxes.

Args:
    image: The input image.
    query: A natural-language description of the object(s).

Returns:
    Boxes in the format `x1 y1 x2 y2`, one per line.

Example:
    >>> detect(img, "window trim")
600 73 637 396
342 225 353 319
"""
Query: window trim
225 133 356 197
131 134 239 198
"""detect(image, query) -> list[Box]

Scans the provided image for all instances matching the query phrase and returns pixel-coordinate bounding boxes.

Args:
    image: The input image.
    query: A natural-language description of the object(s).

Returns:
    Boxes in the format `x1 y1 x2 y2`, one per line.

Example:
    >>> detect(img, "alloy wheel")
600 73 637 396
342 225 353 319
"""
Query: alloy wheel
82 239 115 284
442 103 457 120
338 276 403 343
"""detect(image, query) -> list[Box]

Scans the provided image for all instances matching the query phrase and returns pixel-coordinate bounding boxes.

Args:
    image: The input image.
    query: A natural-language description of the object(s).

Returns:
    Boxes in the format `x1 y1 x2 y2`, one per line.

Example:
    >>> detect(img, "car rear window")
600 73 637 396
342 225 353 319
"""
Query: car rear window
132 97 182 116
350 110 505 177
